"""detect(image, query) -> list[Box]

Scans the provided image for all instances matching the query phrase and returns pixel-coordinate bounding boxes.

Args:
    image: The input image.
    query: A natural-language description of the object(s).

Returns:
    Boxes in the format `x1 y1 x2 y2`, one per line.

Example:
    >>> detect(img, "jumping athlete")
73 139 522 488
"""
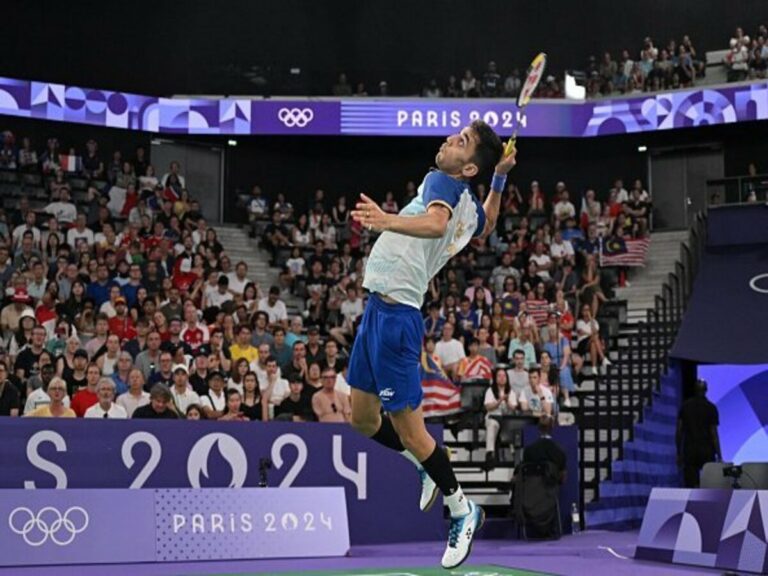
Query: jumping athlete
348 120 516 569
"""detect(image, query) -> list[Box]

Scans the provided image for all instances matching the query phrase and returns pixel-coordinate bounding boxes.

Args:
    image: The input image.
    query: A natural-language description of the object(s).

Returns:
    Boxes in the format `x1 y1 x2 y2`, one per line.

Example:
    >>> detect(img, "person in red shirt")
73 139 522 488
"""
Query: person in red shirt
70 363 101 417
108 297 137 342
172 258 198 293
180 302 209 353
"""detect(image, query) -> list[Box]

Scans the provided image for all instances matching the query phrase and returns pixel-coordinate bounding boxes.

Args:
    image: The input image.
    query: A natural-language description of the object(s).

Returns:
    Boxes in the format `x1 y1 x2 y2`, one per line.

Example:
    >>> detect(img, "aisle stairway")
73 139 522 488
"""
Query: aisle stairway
584 366 682 529
615 230 689 323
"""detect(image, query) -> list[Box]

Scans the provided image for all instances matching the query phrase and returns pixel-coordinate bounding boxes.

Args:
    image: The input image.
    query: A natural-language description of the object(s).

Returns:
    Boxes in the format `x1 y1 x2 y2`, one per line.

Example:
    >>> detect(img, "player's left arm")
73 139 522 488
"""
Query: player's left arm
479 143 518 240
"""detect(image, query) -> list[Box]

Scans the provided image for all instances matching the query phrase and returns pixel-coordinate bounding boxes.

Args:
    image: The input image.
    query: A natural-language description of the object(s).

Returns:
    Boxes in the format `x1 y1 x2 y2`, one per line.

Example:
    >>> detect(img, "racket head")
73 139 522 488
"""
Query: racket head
517 52 548 108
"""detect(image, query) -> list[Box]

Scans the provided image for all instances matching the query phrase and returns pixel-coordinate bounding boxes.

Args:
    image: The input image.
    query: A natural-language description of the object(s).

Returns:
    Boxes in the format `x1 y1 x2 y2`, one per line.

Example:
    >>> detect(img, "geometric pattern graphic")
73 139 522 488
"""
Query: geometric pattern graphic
698 365 768 464
637 488 768 574
0 76 767 137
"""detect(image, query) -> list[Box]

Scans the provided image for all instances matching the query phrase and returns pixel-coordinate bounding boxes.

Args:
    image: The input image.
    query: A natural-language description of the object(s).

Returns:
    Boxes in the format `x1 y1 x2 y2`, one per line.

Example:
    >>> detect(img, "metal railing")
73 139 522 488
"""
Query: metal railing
577 212 707 522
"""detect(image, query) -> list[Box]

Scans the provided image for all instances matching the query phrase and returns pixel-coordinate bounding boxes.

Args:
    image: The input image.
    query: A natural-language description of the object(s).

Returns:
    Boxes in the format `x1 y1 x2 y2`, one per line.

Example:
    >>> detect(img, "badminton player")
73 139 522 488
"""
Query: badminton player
348 120 516 569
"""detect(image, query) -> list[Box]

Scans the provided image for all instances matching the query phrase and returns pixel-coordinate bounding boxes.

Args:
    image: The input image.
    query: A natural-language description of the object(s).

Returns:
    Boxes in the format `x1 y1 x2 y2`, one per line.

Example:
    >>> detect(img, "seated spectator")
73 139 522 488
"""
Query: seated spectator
508 327 536 369
575 304 610 373
484 367 518 466
199 371 228 419
506 350 530 399
24 377 75 418
275 378 314 421
170 364 200 415
258 286 289 329
459 338 493 381
219 389 248 421
117 368 150 417
541 318 576 407
44 187 77 225
522 415 566 484
519 369 553 416
263 212 291 258
230 325 260 365
132 384 178 419
0 362 20 416
84 378 127 418
434 323 465 379
312 367 351 423
481 61 502 96
623 186 650 236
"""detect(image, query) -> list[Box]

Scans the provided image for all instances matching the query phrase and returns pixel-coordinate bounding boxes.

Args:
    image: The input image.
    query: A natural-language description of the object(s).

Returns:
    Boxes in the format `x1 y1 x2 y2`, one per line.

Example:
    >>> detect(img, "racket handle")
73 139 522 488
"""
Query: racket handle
505 135 517 157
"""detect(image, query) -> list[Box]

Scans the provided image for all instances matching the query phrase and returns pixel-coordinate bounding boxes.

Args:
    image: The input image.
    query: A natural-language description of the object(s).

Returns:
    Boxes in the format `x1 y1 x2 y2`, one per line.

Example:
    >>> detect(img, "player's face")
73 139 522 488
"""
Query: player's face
435 126 479 179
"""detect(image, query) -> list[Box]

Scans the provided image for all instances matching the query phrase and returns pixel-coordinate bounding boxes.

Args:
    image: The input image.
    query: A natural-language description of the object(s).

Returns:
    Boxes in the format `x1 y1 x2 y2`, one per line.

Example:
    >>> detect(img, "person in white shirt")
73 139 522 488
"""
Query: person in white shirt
484 368 518 465
261 357 290 412
12 213 41 249
200 371 228 419
160 161 186 189
258 286 288 327
610 179 629 204
553 188 576 227
84 378 128 419
117 368 150 417
549 230 575 266
330 285 364 347
529 242 552 280
170 364 200 415
519 370 553 415
205 275 234 309
227 262 251 297
505 350 530 399
66 213 95 249
434 323 466 379
44 187 78 224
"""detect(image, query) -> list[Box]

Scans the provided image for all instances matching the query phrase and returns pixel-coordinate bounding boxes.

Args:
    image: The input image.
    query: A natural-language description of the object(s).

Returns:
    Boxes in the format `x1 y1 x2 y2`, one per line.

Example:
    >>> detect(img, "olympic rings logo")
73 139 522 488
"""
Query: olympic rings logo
277 108 314 128
8 506 89 547
749 273 768 294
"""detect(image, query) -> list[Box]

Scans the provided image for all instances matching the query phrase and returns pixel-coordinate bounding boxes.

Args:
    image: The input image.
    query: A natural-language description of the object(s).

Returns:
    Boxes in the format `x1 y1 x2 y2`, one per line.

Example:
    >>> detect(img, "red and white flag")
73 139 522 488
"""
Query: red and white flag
421 352 461 417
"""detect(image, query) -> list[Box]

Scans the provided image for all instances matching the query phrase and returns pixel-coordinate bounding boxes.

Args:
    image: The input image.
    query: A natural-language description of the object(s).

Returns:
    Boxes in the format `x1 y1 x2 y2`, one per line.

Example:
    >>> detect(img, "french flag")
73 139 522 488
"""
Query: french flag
59 154 83 173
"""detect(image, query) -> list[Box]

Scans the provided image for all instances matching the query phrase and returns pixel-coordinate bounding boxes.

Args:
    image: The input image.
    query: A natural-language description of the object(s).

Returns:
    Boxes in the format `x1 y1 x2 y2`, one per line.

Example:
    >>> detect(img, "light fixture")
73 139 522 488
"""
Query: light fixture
227 139 238 147
637 145 648 152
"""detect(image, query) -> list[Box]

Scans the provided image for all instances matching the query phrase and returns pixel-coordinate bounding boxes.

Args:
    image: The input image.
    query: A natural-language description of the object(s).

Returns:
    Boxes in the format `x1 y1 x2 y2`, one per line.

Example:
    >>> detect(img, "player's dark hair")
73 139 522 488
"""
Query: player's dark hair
469 120 504 177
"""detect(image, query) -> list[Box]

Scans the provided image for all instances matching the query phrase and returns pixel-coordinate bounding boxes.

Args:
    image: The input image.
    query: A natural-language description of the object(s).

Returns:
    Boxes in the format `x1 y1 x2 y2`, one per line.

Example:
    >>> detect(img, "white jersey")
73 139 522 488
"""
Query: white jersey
364 170 486 309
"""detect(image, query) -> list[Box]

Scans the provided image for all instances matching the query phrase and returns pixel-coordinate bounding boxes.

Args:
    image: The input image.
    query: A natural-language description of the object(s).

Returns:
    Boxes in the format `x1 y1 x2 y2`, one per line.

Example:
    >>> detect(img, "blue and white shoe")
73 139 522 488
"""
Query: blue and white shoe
441 499 485 569
418 468 438 512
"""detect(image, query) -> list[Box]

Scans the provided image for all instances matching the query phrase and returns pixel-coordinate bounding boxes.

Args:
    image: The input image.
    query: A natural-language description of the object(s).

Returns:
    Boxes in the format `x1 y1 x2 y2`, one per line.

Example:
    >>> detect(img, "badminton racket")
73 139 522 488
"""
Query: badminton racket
504 52 547 156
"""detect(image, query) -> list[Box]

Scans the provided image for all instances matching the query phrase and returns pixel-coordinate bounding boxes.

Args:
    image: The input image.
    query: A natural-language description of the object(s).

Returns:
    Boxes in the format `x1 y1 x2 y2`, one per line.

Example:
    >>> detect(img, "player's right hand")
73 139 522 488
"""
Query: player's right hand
495 141 517 175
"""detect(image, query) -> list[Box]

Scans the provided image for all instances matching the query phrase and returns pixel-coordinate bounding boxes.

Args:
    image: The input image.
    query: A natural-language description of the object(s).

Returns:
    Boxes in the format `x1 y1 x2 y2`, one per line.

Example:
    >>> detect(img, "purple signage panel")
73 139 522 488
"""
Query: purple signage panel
0 76 767 137
0 487 349 566
636 488 768 574
0 420 444 545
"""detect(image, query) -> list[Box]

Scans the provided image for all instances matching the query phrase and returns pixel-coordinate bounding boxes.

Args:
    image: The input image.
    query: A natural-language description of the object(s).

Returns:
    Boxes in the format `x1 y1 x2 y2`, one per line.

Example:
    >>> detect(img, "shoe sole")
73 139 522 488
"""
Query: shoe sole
421 446 452 513
442 505 486 570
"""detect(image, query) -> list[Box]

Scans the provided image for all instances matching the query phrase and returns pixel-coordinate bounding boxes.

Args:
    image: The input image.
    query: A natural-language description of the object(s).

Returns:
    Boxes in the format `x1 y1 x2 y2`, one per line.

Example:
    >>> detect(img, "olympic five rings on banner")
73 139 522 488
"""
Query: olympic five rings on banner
8 506 89 546
749 273 768 294
278 107 314 127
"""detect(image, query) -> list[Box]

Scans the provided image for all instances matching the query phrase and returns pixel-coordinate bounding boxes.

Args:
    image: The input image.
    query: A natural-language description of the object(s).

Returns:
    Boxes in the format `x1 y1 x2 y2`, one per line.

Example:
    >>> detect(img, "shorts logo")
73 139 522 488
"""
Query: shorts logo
278 108 314 128
9 506 89 547
378 388 395 401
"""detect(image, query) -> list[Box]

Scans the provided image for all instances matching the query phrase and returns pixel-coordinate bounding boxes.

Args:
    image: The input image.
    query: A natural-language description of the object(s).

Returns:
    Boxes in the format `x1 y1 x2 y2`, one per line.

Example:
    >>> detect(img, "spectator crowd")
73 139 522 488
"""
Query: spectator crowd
0 127 653 469
329 22 767 101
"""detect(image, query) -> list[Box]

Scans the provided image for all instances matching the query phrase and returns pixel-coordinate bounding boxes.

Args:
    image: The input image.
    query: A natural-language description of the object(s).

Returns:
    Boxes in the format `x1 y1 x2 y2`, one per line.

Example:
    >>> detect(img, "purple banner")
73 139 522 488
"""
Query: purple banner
0 487 348 566
636 488 768 574
0 76 767 137
0 420 444 545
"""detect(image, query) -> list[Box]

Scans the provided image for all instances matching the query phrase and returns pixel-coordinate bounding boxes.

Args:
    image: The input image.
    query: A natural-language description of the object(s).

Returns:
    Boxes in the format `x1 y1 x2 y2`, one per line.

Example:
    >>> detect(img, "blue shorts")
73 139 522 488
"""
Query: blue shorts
347 293 424 413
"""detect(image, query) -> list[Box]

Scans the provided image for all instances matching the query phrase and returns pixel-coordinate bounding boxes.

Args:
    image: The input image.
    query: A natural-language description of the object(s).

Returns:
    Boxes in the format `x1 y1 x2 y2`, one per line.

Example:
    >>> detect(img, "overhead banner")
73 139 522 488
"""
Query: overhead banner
0 76 766 137
0 487 349 566
0 420 444 545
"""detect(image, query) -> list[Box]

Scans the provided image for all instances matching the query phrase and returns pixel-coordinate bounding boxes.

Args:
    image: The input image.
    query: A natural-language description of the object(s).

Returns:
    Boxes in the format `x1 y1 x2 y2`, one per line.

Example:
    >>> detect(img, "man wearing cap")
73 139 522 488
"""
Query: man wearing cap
84 378 127 418
132 384 179 419
1 287 33 333
189 352 211 396
108 296 136 342
170 363 199 415
200 371 227 419
258 286 288 329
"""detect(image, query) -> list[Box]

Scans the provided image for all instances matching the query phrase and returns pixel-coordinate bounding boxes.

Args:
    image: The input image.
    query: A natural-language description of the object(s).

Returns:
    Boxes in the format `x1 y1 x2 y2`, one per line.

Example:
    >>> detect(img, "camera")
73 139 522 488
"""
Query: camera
722 464 743 489
258 457 273 488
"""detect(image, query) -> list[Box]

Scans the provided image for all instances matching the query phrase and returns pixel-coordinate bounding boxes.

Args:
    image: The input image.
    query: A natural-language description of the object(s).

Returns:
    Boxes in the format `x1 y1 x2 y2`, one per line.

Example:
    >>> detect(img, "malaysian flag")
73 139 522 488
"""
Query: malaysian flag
600 237 650 267
420 352 461 417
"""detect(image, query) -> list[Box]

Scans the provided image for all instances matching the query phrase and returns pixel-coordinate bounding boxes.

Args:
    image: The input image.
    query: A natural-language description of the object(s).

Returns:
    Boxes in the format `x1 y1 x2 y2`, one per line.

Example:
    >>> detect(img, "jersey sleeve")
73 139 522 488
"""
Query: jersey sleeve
422 171 462 215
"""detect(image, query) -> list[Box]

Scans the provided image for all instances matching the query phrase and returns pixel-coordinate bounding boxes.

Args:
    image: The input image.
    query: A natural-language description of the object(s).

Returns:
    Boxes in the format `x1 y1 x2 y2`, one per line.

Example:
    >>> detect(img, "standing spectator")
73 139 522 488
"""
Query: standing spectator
84 378 127 418
332 73 353 96
503 68 521 97
312 367 351 423
461 69 478 97
677 379 721 488
481 61 502 96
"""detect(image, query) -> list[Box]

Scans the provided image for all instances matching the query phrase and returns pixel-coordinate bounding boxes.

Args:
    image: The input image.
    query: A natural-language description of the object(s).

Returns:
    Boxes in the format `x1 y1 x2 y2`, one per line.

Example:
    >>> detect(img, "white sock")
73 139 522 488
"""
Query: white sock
444 486 471 517
400 449 423 469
